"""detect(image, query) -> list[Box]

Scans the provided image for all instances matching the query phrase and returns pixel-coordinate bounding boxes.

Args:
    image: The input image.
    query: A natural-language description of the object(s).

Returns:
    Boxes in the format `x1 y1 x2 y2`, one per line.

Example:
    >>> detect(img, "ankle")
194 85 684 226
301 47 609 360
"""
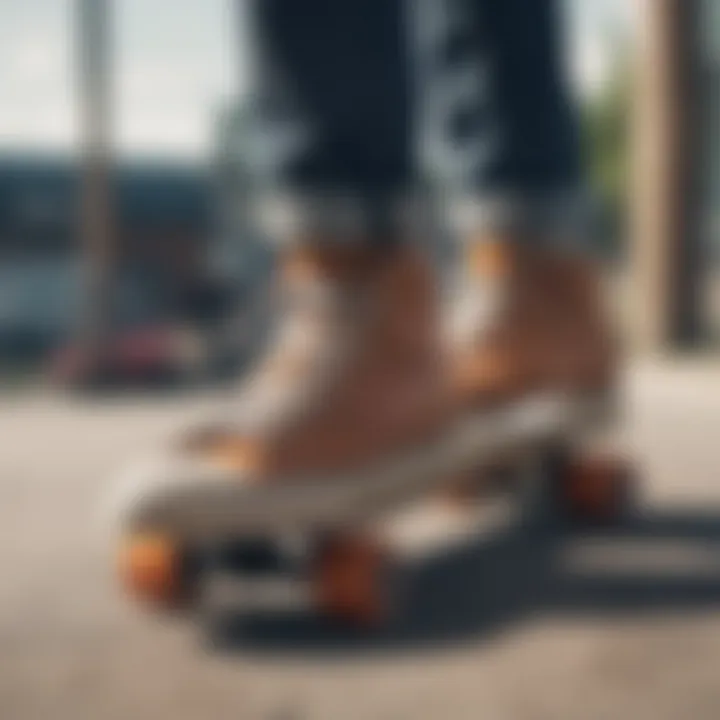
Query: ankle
280 243 387 284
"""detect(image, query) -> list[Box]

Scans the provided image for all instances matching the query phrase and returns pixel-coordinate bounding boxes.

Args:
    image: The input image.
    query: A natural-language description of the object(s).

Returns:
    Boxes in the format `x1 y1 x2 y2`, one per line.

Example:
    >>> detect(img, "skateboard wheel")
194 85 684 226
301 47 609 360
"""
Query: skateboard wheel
313 534 388 628
118 533 198 610
558 455 634 523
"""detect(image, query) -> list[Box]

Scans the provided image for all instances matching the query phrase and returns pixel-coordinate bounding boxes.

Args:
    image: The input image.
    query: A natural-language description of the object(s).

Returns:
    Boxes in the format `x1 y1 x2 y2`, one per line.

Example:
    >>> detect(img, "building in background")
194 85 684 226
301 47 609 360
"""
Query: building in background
211 100 272 288
0 156 214 362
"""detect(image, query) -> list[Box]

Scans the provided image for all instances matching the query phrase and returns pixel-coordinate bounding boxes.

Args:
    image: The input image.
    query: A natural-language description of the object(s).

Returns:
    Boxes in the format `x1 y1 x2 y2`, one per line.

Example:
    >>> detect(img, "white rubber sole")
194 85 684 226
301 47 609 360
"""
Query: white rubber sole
109 390 613 543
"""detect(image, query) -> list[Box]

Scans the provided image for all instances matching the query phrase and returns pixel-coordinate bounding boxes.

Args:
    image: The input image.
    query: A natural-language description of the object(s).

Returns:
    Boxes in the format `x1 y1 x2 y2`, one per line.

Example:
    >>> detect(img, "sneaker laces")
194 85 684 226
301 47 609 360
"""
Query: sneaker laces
223 276 360 433
445 267 507 347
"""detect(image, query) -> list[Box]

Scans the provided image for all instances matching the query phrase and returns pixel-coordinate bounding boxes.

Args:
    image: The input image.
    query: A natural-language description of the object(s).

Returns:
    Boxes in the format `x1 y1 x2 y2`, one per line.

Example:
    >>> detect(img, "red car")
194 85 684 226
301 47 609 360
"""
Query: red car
50 323 205 389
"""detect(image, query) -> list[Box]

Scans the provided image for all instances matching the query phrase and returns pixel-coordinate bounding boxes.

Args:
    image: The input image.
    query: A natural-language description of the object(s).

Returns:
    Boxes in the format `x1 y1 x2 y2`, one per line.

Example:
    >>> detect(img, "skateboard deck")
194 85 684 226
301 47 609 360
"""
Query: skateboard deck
112 390 613 542
112 388 634 626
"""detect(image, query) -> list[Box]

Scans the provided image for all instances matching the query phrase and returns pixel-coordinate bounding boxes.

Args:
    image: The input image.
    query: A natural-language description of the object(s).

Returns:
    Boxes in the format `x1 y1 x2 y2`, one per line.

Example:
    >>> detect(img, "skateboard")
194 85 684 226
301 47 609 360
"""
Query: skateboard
112 390 635 628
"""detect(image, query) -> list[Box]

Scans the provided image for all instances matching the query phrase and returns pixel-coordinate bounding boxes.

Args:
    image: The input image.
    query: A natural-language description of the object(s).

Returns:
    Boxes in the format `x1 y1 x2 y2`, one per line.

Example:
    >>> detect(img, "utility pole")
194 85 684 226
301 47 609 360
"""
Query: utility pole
631 0 703 351
77 0 114 363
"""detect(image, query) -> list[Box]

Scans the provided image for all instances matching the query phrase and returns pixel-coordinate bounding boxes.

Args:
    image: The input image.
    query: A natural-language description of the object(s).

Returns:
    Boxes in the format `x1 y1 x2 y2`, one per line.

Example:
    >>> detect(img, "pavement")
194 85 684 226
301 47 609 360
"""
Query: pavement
2 359 720 720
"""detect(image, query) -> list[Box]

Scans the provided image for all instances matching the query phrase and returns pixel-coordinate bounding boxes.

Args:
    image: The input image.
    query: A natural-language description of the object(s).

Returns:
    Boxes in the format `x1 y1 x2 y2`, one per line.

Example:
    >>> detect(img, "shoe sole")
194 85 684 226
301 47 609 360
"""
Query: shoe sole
109 390 615 543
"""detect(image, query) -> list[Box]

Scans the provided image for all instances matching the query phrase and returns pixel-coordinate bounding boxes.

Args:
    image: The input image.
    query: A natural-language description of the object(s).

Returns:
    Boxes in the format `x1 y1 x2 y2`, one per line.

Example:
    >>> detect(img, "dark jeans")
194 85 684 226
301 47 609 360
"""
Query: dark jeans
245 0 586 240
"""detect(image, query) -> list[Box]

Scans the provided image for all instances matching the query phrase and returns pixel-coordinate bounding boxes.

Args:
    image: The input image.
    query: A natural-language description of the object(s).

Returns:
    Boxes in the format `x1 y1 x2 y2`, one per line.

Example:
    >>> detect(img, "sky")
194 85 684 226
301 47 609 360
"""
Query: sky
0 0 634 160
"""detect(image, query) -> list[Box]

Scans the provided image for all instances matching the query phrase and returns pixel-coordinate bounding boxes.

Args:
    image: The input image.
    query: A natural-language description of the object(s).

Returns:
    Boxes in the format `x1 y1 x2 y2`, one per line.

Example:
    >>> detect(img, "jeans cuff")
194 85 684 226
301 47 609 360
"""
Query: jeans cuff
254 191 426 245
254 193 373 244
445 188 597 246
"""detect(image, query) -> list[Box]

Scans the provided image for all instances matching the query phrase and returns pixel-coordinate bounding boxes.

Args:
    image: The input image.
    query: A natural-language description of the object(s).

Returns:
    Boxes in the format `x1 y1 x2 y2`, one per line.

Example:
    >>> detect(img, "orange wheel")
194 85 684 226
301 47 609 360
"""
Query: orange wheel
313 534 388 628
560 455 633 523
118 533 197 610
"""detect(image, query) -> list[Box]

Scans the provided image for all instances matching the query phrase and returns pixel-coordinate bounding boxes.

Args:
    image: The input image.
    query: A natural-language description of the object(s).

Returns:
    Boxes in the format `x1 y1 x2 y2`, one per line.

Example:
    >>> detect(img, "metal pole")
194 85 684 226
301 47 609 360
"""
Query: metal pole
77 0 114 359
631 0 703 350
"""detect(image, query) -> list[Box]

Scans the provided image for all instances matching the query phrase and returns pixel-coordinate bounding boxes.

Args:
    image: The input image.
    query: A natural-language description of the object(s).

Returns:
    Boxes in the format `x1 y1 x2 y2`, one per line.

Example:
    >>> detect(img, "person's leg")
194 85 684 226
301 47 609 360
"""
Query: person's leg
186 1 446 481
415 0 585 234
415 0 613 406
246 0 413 240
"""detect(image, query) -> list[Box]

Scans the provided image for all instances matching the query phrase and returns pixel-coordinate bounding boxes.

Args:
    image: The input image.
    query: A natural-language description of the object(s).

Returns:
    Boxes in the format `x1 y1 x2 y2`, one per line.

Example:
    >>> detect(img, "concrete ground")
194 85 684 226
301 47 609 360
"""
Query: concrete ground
2 360 720 720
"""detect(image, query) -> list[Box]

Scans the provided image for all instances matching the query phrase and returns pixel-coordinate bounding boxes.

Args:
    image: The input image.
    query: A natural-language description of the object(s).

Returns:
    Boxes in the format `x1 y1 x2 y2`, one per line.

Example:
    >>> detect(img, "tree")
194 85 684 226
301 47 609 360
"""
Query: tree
582 51 633 257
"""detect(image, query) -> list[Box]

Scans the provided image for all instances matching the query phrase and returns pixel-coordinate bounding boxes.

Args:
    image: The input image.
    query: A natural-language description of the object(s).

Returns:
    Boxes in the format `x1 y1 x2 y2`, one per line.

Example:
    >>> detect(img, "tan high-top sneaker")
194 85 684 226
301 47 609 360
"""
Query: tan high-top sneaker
449 235 616 411
187 241 448 480
115 240 453 619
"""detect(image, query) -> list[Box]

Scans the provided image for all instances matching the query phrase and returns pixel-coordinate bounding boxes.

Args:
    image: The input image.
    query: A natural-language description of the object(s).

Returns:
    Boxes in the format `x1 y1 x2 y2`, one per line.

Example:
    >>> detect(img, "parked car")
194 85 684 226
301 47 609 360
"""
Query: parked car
49 268 212 389
0 257 81 370
50 322 206 389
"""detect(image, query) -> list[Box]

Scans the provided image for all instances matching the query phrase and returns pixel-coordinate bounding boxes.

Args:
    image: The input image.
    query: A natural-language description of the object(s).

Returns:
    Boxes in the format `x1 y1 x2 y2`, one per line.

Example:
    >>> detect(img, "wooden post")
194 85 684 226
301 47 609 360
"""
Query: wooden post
77 0 114 360
631 0 703 351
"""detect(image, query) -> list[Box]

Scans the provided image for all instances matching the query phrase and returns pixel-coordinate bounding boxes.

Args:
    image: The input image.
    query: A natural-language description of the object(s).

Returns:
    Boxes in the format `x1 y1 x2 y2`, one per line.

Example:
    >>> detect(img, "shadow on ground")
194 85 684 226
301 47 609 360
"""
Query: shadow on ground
206 507 720 658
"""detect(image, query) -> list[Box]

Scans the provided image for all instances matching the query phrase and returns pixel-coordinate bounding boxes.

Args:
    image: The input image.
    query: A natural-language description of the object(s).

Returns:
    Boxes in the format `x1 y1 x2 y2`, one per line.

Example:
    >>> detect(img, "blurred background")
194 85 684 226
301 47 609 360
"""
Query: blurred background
0 0 268 389
2 0 716 390
3 3 720 720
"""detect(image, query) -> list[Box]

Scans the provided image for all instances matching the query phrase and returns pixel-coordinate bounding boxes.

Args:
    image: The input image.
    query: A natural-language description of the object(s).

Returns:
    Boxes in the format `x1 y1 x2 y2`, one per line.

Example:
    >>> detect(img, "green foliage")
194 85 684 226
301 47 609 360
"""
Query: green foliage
581 58 632 253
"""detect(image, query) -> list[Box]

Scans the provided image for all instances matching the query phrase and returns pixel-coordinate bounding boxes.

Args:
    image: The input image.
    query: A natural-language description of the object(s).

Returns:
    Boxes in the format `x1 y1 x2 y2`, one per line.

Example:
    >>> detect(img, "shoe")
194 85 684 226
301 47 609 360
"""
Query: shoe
448 235 616 411
184 240 448 480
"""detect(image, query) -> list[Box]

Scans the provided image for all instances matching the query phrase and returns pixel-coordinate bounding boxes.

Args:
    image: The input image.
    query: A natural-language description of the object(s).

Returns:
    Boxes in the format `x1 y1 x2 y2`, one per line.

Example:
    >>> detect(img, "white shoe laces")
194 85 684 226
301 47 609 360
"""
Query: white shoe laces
223 278 360 434
445 269 507 348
